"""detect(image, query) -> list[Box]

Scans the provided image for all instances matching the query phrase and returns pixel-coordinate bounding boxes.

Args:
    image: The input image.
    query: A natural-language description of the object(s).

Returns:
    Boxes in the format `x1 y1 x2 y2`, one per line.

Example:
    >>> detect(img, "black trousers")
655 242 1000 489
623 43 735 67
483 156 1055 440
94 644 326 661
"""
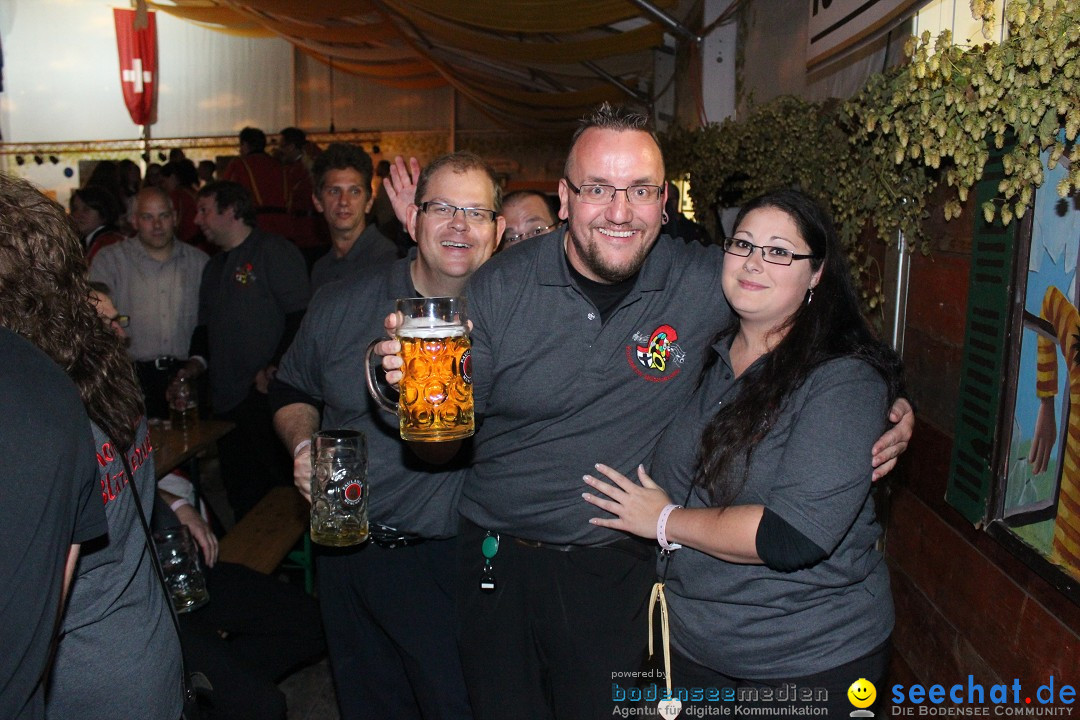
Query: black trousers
215 389 292 520
178 562 326 720
666 637 892 717
317 537 473 720
457 519 656 720
135 358 186 419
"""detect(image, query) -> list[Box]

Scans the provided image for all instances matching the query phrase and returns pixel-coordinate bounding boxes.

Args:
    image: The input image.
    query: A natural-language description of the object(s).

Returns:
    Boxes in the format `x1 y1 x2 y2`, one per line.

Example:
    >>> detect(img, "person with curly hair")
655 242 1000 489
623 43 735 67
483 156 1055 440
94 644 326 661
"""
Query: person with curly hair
0 173 183 720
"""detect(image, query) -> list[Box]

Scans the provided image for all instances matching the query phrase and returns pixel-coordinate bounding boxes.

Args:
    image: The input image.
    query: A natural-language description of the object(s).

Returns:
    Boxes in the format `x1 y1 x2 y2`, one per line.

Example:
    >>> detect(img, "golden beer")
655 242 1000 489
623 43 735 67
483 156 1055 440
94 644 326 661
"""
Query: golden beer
398 326 474 442
169 404 198 433
310 508 369 547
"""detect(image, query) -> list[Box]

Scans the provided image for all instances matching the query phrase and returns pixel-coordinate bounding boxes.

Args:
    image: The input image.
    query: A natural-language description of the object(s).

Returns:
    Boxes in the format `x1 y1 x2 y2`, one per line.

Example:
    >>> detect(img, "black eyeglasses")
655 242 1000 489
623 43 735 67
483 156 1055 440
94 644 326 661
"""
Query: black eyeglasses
504 222 560 244
109 314 130 328
420 201 497 224
722 237 819 266
564 178 663 205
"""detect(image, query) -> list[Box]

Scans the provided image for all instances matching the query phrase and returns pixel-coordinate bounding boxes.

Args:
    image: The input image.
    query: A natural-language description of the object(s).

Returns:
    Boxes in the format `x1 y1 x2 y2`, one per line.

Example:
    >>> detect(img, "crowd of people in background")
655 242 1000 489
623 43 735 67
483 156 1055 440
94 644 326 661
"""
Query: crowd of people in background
1 106 914 720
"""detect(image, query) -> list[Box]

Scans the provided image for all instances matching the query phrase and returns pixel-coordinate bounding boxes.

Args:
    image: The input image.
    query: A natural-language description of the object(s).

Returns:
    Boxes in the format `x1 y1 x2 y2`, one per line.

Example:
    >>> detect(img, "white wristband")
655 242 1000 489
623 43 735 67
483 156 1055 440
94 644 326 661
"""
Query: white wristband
169 498 190 513
293 439 312 458
657 504 683 551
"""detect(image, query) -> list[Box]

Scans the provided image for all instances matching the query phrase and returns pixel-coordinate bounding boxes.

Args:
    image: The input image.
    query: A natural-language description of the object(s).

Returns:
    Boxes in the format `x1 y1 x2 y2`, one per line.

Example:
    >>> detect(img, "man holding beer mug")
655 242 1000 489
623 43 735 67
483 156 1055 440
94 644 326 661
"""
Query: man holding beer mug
377 104 915 719
270 151 503 720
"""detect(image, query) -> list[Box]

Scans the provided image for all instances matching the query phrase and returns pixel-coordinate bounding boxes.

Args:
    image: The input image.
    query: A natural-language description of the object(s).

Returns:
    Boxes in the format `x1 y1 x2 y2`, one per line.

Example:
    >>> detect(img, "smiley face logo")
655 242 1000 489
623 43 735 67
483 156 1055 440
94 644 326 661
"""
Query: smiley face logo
848 678 876 709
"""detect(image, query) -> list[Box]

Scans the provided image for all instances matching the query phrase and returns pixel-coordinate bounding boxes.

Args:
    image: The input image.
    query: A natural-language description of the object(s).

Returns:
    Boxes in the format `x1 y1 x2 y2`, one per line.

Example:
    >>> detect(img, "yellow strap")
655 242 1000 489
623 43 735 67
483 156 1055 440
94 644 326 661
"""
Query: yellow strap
647 581 674 696
239 157 264 207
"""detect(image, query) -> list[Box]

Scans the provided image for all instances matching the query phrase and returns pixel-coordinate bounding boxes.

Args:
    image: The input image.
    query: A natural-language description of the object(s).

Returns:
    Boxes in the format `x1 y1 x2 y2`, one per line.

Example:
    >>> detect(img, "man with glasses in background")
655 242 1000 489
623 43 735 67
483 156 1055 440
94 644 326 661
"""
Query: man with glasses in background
88 282 129 339
499 189 560 250
271 151 503 720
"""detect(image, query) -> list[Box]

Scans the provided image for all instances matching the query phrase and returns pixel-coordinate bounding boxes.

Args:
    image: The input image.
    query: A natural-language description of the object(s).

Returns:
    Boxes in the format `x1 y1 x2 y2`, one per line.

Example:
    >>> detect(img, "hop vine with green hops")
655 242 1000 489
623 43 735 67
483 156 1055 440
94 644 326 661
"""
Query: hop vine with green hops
661 0 1080 320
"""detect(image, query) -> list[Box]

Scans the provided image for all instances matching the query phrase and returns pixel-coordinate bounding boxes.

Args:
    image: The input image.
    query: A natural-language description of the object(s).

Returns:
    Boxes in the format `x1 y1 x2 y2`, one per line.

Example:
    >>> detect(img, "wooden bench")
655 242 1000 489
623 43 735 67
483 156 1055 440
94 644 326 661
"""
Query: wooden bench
219 486 310 575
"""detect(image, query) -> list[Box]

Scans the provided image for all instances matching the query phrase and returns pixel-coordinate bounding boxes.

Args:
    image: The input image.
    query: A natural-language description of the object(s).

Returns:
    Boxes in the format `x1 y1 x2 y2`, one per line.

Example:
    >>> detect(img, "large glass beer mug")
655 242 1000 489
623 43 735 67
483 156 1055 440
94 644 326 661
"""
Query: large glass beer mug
154 526 210 613
366 296 474 442
310 429 369 547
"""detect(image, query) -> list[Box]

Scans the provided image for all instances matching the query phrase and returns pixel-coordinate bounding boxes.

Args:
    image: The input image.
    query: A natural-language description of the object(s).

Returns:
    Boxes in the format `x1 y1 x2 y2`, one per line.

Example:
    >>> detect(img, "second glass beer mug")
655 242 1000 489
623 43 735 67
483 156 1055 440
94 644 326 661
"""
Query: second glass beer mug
366 296 474 442
154 525 209 613
310 429 369 547
166 374 198 432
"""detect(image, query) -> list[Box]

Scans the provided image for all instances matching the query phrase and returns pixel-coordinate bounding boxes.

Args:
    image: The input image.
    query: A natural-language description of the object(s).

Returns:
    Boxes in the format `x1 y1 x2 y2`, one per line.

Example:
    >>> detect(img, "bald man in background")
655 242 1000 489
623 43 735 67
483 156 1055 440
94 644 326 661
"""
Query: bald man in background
90 186 208 417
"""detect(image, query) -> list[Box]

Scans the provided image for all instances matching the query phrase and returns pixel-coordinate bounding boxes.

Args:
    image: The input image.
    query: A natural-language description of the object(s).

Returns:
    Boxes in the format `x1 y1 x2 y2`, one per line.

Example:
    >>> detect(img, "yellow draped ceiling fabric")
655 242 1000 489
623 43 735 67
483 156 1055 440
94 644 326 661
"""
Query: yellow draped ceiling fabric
149 0 693 129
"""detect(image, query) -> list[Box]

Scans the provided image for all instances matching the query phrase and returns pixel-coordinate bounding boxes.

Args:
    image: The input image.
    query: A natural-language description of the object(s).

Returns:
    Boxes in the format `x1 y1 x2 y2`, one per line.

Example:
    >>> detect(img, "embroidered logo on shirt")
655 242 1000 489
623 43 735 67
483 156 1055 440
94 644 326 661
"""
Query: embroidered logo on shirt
233 262 256 285
626 324 685 382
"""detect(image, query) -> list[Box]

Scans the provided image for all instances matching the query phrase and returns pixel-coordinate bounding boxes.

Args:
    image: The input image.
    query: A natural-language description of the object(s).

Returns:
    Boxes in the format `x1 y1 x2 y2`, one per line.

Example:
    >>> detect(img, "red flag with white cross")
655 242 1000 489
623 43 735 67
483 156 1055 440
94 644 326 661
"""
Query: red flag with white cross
113 8 157 126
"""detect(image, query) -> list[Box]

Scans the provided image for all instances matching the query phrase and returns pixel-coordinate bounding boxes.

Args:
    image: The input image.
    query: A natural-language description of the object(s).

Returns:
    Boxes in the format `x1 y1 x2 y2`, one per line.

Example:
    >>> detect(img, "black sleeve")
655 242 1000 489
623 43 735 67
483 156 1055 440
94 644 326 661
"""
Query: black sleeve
151 492 180 533
268 376 323 416
755 506 828 572
188 323 209 361
272 309 306 366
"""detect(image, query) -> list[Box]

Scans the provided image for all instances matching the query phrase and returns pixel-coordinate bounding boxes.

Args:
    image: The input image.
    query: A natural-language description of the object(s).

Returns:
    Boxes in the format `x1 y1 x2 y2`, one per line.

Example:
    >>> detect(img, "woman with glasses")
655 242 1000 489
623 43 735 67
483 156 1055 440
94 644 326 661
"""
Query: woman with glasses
583 188 904 715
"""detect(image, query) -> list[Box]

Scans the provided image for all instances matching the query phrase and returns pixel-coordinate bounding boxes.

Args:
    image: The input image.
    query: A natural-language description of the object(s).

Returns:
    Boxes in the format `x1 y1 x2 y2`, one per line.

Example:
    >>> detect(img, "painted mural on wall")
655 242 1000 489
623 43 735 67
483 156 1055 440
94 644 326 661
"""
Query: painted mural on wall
1006 149 1080 581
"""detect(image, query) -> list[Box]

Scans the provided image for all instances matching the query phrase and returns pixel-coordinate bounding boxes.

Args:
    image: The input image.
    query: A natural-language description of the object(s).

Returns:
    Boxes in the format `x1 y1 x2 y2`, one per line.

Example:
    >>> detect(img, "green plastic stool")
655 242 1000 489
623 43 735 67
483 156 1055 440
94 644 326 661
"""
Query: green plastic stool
283 531 315 595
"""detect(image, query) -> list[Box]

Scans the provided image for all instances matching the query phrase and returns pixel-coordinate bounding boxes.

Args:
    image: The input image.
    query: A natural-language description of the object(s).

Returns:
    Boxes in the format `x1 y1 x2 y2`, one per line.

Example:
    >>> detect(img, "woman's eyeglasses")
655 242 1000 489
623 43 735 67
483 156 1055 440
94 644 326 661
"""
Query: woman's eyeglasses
722 238 819 266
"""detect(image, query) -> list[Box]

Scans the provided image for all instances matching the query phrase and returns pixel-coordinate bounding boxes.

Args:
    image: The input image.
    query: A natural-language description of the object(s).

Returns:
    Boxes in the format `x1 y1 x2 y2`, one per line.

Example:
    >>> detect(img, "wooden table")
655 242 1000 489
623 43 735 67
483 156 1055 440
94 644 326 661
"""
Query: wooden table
152 418 235 480
153 420 312 581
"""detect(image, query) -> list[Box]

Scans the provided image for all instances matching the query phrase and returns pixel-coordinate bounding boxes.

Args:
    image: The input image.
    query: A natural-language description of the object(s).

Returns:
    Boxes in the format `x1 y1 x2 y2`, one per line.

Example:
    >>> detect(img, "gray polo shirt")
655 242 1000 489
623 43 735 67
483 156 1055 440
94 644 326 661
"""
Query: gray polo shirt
90 237 208 362
310 224 398 292
653 341 893 678
461 229 731 545
199 228 310 413
276 254 466 538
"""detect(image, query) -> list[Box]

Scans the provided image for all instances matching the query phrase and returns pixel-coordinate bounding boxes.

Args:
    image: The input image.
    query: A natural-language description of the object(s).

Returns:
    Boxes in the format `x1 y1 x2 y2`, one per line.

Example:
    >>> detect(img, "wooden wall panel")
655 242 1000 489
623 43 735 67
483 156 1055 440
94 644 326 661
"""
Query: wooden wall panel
902 327 964 435
906 252 970 343
889 419 1080 689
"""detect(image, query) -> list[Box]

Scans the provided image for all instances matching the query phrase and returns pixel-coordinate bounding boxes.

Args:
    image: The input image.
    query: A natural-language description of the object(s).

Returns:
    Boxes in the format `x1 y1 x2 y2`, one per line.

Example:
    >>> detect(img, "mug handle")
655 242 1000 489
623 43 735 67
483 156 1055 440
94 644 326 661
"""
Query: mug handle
364 337 400 415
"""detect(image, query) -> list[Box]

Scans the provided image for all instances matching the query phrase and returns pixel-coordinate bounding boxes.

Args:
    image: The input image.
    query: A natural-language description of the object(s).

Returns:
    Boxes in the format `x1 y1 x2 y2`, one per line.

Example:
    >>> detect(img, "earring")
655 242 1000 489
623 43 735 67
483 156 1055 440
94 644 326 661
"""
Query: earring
662 211 670 225
806 287 815 305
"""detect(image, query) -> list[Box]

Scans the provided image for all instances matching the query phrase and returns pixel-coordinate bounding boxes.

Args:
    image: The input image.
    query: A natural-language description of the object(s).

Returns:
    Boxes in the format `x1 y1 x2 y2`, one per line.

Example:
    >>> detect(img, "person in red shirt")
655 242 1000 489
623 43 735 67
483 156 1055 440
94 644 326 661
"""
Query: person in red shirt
161 159 209 251
279 127 327 267
222 127 292 241
71 186 127 264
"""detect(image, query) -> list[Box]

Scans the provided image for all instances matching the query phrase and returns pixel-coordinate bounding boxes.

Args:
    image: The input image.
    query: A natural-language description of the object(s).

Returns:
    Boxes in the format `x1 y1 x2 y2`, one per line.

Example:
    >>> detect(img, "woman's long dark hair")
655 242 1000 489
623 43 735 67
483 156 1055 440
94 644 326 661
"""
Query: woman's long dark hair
0 174 143 449
694 189 904 506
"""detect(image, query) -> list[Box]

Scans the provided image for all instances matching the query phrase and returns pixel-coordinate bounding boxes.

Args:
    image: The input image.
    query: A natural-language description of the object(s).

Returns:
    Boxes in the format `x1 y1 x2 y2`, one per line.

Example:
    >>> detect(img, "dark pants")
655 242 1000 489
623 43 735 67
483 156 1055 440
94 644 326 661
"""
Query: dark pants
317 537 472 720
179 562 326 720
215 389 292 520
457 519 655 720
667 638 892 717
135 357 186 419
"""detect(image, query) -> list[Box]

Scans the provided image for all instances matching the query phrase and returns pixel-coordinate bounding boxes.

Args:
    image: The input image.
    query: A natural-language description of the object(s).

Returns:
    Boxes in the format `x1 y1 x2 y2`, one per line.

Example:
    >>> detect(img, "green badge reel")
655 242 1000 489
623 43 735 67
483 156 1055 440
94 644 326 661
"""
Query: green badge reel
480 532 499 593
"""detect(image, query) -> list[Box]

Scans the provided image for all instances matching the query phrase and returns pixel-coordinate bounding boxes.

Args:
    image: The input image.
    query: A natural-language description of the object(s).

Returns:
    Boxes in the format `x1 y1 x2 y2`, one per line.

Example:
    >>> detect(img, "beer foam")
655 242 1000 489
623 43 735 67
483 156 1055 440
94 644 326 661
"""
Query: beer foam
398 320 466 339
